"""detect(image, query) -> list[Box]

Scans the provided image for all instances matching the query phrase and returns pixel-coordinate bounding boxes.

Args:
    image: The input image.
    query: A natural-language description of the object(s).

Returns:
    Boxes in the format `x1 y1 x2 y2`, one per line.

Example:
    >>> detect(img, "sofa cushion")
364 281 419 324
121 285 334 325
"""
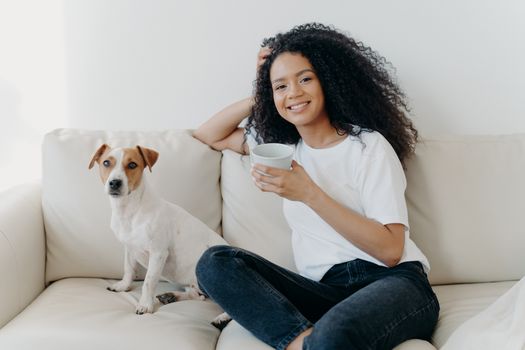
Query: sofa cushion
405 134 525 285
215 319 436 349
0 278 223 350
215 281 515 349
431 280 516 348
220 149 296 271
216 321 273 350
42 129 222 283
222 134 525 285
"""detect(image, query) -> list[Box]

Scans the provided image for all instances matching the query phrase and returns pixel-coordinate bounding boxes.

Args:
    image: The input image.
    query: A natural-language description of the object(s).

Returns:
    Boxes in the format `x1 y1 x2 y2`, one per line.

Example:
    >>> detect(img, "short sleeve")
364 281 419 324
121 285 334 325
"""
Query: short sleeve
244 126 261 153
358 137 409 228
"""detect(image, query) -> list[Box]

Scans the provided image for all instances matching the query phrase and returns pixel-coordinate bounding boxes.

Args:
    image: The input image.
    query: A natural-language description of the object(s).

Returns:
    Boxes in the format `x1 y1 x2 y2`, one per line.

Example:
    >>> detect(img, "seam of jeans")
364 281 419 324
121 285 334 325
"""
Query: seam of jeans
230 253 314 349
235 253 290 303
246 260 315 332
369 296 438 349
232 252 313 322
252 269 287 301
344 262 352 288
347 260 362 286
275 321 312 350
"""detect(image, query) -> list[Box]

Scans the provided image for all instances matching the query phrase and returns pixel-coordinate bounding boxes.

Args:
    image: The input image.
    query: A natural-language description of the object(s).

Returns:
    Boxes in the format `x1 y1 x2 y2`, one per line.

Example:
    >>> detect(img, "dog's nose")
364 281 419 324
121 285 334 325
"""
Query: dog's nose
109 179 122 190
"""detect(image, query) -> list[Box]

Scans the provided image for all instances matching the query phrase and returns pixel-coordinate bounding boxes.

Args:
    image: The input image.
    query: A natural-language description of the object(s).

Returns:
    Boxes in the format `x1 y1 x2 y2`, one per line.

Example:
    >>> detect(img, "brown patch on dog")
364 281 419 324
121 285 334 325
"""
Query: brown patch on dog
98 156 117 185
89 144 115 184
137 146 159 172
121 148 148 192
88 144 111 170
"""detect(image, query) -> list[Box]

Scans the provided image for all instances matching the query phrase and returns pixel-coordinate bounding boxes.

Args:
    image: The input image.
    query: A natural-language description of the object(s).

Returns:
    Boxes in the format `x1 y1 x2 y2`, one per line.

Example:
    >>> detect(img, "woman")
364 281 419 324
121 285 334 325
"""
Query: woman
193 23 439 350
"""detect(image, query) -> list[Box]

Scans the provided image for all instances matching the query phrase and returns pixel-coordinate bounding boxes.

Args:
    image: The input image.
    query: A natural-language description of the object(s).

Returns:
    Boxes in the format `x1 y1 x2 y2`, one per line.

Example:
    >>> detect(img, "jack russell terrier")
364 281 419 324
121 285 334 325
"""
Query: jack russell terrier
88 144 231 328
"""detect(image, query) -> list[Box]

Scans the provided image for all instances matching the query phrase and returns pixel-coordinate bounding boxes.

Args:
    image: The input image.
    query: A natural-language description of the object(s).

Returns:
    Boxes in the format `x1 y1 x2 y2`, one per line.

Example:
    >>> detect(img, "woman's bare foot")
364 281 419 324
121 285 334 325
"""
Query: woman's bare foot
286 327 313 350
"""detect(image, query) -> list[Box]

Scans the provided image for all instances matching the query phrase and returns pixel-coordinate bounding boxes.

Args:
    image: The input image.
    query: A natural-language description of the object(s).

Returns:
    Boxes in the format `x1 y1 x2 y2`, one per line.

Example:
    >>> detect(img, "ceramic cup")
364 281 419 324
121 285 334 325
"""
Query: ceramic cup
250 143 294 170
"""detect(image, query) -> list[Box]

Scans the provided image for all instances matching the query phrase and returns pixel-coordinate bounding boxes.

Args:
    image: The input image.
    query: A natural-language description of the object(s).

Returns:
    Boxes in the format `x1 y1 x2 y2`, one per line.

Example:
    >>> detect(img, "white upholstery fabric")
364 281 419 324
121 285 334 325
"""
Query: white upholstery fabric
394 339 437 350
220 149 296 271
42 129 222 283
216 320 436 349
0 278 223 350
221 134 525 285
431 280 516 348
3 131 525 349
0 183 45 328
216 321 273 350
405 135 525 285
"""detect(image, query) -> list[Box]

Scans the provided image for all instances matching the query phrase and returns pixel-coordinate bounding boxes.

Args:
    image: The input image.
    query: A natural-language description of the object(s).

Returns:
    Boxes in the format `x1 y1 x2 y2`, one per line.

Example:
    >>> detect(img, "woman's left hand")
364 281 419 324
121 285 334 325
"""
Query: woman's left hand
251 160 319 204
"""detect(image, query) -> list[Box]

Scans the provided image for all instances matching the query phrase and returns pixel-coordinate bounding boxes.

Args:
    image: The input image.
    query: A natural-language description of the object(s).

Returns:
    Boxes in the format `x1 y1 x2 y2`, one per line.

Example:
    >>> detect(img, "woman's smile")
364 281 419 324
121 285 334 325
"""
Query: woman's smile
287 101 310 112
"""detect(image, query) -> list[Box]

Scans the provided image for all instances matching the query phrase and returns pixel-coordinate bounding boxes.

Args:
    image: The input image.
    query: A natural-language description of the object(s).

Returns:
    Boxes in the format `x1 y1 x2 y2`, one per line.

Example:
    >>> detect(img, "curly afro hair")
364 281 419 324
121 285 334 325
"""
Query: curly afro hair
245 23 418 165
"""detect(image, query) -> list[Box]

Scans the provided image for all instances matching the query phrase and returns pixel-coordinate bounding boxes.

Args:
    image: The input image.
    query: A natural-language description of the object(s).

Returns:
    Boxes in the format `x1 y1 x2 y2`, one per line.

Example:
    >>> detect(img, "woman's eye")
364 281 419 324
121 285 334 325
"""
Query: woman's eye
300 76 312 83
274 84 286 91
103 160 111 167
128 162 138 169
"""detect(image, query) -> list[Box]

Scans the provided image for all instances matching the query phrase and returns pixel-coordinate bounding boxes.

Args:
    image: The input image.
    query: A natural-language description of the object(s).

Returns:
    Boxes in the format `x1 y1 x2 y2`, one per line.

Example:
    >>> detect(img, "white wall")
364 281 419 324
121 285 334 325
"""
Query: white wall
0 0 66 191
64 0 525 135
1 0 525 190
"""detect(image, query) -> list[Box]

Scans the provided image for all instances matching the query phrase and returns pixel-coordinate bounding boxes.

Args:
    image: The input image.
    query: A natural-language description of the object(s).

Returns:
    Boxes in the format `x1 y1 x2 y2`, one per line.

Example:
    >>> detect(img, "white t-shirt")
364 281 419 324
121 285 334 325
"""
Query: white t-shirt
246 130 430 281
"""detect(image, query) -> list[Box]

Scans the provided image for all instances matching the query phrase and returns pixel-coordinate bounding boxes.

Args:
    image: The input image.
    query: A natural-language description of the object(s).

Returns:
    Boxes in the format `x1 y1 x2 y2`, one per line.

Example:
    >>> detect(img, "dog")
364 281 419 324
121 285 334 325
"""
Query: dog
88 144 231 328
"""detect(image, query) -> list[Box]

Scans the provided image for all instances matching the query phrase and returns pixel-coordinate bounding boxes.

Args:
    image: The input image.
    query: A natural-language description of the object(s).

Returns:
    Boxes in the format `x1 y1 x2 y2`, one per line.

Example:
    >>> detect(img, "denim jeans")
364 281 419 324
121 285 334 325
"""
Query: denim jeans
196 245 439 350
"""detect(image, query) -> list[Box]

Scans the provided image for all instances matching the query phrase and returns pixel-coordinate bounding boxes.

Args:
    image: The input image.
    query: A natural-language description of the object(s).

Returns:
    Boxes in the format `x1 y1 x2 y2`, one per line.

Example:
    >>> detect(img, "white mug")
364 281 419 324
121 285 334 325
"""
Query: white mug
250 143 294 170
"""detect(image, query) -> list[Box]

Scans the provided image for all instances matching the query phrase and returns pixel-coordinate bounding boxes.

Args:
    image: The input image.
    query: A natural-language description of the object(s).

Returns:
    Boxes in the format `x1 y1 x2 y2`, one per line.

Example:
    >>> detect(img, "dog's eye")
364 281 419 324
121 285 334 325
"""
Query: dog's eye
103 160 111 167
128 162 138 169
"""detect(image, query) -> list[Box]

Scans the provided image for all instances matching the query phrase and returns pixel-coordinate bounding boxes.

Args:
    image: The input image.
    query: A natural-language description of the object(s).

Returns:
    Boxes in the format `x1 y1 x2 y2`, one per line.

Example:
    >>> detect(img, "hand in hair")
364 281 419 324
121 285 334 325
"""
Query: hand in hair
256 46 272 71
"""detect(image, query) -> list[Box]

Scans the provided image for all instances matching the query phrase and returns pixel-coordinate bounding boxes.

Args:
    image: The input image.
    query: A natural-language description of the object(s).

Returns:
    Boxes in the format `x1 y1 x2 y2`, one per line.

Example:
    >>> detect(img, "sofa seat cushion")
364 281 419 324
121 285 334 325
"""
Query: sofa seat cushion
216 320 436 349
431 280 517 348
216 320 272 350
217 281 516 350
0 278 224 350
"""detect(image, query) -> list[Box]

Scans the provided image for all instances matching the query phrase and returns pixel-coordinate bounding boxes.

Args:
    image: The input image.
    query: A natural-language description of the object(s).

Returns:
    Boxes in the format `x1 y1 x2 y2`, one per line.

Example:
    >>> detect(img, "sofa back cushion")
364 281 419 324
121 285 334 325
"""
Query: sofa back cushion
220 150 296 272
405 134 525 285
42 129 222 284
221 134 525 286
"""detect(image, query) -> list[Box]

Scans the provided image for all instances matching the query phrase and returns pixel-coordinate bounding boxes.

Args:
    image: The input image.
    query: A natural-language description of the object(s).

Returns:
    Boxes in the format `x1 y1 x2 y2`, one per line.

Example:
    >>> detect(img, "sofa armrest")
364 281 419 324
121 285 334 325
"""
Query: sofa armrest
0 182 45 328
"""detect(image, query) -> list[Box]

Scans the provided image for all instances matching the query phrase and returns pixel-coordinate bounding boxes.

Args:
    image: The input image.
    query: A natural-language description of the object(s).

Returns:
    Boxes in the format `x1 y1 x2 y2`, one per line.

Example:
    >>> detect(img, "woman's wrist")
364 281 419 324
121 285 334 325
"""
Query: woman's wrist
303 182 324 209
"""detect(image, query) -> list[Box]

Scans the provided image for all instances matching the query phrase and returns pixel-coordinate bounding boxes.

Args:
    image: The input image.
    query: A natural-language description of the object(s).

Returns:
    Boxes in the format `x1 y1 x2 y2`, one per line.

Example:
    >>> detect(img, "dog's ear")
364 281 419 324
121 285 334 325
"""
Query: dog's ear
136 145 159 172
89 144 111 169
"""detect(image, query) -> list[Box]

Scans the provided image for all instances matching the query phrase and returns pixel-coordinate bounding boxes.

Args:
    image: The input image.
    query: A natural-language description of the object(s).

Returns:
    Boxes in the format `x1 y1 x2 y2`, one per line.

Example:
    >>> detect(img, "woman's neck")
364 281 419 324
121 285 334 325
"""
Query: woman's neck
297 125 347 149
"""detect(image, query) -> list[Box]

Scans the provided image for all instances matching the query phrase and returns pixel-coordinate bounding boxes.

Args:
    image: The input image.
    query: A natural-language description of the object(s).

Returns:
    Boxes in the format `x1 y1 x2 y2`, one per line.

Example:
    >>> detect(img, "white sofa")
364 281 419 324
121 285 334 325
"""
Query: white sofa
1 128 524 349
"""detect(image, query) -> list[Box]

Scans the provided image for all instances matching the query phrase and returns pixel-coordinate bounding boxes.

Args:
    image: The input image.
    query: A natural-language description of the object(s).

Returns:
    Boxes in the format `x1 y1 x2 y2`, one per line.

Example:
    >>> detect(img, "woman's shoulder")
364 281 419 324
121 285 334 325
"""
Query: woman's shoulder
350 130 394 155
346 130 403 174
352 129 384 143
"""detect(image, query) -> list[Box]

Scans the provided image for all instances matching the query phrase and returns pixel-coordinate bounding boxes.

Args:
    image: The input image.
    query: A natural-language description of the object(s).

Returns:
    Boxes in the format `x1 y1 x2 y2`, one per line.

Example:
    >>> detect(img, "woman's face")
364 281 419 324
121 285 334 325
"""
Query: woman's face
269 52 329 130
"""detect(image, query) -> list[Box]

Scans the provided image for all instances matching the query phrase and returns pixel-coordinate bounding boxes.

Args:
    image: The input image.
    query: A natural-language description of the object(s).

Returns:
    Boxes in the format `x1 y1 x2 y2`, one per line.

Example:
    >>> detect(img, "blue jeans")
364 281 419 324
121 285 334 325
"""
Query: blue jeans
196 245 439 350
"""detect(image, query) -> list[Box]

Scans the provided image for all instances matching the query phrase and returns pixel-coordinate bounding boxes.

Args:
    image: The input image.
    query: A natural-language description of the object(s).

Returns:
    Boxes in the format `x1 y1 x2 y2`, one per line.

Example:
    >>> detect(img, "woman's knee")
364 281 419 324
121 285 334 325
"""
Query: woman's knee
196 245 236 281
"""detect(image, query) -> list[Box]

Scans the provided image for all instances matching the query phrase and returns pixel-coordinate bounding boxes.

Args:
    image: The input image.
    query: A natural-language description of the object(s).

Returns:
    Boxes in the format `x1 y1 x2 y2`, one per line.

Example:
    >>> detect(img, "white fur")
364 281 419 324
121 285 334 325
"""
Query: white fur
101 147 230 326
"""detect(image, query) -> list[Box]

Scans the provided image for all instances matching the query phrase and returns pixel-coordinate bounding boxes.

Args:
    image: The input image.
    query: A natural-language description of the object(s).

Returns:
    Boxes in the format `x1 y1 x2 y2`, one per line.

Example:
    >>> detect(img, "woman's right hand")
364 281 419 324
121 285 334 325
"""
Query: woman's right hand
194 46 271 154
256 46 272 71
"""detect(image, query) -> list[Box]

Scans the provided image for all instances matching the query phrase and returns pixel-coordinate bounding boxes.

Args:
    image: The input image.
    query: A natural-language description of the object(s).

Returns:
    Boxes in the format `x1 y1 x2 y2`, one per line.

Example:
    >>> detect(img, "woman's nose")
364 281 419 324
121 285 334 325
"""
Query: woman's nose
287 82 303 98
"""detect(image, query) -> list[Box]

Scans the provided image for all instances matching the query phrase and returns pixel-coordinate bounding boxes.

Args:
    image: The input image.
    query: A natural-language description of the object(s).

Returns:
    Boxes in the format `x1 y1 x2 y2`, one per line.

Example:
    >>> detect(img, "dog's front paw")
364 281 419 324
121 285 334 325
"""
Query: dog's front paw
136 296 155 315
156 287 206 305
211 312 232 330
156 292 178 305
107 280 131 292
